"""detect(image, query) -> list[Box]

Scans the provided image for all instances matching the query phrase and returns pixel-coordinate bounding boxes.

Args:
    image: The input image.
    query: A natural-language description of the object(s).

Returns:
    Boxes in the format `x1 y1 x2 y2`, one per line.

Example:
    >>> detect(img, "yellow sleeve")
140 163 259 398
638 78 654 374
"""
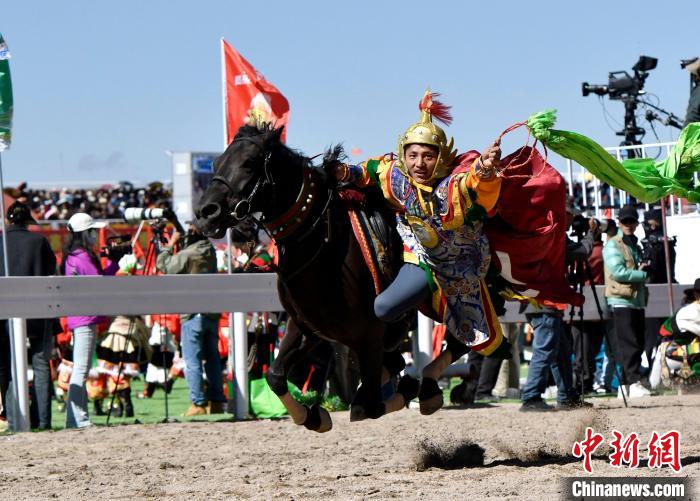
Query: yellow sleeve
459 160 502 212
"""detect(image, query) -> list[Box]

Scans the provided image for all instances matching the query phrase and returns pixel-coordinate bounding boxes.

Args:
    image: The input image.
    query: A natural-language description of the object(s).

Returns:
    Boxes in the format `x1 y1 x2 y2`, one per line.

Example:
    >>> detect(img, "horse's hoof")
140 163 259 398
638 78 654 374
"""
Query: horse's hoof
350 405 367 422
420 393 444 415
397 375 420 402
303 404 333 433
418 377 443 415
316 406 333 433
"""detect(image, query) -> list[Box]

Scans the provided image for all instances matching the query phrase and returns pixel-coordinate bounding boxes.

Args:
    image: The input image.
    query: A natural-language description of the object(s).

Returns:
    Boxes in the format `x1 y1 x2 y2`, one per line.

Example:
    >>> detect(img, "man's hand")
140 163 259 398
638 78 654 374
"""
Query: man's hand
333 163 348 182
638 261 650 271
168 230 181 247
480 142 502 173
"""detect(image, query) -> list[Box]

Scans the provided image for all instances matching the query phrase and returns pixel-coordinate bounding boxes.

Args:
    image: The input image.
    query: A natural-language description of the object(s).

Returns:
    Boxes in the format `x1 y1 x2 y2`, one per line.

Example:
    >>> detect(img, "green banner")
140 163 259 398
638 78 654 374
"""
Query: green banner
527 110 700 203
0 32 13 151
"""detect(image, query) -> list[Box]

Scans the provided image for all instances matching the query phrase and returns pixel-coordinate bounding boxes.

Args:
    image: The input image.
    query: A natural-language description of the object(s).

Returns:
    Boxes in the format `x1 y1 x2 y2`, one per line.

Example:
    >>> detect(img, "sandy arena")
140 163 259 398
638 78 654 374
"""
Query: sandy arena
1 395 698 500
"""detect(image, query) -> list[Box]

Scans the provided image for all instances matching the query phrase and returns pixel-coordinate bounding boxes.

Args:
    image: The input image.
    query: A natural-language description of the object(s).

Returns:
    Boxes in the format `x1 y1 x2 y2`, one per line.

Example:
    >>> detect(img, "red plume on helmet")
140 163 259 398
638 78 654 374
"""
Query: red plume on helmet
419 91 453 126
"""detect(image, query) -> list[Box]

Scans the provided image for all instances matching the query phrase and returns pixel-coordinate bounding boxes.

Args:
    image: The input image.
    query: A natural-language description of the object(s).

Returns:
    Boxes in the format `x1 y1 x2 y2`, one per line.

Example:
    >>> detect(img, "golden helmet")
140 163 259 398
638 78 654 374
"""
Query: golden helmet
397 91 458 181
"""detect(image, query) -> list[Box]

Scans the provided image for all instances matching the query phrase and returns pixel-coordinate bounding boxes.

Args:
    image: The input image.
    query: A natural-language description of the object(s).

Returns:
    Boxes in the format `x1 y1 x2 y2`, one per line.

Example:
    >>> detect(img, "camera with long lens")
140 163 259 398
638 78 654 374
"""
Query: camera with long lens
123 206 185 236
100 234 133 261
123 207 173 224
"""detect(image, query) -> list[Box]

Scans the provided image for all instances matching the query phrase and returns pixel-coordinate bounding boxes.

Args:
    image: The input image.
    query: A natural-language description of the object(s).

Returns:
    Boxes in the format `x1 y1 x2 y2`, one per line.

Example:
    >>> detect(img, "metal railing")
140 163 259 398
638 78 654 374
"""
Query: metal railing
0 274 690 431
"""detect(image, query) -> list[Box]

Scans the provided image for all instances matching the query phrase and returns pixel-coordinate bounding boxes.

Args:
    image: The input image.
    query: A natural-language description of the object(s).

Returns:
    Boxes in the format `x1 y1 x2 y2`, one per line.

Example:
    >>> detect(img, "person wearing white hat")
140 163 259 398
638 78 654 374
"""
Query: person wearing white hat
60 212 118 429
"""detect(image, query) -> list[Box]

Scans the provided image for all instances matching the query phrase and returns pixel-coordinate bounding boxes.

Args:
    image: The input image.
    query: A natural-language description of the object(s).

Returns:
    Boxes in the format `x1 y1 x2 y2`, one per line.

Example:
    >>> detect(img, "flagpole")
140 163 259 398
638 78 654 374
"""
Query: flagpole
220 37 228 150
220 37 247 418
0 153 30 432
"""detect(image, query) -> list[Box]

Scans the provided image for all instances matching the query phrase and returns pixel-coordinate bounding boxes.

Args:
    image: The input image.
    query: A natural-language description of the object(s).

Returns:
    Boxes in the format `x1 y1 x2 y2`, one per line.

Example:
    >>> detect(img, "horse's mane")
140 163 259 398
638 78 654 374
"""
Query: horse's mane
232 123 346 181
233 123 310 170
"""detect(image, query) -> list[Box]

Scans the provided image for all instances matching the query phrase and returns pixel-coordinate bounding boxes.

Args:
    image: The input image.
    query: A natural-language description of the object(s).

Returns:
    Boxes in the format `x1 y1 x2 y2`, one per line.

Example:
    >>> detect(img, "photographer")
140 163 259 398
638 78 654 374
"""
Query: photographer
641 209 676 368
155 222 226 416
520 199 597 412
641 209 676 285
60 212 121 429
603 205 650 399
570 215 608 395
684 57 700 126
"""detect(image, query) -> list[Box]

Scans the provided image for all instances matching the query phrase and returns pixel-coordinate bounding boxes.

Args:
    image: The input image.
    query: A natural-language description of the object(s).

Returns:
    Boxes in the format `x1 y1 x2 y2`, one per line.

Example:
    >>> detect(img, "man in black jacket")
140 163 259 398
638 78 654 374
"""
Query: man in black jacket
684 58 700 126
520 199 598 411
0 202 57 429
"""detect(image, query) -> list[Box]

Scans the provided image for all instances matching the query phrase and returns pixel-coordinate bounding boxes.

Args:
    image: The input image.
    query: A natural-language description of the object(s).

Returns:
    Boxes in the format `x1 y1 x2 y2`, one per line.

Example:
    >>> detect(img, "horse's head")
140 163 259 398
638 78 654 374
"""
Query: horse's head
196 124 285 239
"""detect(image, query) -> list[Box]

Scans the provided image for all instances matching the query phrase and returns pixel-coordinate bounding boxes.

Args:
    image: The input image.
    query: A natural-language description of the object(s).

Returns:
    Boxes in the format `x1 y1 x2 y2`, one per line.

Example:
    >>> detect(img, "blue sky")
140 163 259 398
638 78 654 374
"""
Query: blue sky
2 0 698 185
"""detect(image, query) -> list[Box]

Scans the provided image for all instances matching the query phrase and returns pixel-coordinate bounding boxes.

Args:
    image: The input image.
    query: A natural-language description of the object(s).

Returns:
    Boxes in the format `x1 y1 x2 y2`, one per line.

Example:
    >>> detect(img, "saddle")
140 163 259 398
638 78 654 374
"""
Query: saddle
338 187 400 295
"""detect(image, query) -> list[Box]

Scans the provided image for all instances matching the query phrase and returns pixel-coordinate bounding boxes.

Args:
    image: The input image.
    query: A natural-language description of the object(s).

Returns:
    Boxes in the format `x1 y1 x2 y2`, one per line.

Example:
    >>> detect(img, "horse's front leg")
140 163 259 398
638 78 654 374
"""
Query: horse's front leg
266 318 332 433
349 326 386 422
418 333 469 415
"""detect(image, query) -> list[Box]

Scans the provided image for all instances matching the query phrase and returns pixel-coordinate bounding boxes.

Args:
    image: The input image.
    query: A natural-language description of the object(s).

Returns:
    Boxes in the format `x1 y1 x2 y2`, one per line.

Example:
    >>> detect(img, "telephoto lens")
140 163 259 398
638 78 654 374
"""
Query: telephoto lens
123 207 165 224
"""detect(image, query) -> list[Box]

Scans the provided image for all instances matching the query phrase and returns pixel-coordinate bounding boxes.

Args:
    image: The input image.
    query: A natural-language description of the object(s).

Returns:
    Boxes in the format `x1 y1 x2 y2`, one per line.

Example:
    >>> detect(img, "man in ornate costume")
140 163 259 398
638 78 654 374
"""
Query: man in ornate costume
335 91 505 413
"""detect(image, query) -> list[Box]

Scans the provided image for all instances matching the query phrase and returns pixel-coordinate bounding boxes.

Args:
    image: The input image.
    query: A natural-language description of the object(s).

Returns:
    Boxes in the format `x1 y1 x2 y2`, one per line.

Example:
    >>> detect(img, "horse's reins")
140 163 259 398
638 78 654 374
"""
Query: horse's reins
212 137 334 281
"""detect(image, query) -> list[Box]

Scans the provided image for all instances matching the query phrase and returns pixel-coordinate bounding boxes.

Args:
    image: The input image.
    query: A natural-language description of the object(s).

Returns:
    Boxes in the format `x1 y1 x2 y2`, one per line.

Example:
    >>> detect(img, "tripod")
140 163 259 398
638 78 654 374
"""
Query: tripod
569 256 628 408
142 223 178 423
106 222 177 424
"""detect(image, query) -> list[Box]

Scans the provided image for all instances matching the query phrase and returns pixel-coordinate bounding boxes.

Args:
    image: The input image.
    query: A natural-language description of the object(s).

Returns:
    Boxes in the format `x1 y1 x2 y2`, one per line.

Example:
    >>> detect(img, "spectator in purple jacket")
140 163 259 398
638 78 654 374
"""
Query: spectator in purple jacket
60 213 119 429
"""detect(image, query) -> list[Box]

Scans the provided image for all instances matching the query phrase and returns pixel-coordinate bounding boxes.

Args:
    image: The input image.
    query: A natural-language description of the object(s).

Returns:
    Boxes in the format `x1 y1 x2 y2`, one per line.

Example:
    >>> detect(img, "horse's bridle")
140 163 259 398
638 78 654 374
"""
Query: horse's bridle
209 135 334 281
210 136 274 221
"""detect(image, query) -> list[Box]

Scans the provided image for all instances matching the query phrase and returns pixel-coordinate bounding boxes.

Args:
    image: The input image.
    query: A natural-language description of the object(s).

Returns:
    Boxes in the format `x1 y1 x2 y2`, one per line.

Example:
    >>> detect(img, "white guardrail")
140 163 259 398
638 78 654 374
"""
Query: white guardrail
0 275 689 432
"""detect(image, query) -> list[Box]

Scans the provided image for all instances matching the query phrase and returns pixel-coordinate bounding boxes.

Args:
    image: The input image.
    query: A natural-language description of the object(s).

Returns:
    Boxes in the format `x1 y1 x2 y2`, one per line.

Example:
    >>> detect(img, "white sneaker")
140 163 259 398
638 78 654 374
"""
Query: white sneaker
542 385 558 399
618 382 651 399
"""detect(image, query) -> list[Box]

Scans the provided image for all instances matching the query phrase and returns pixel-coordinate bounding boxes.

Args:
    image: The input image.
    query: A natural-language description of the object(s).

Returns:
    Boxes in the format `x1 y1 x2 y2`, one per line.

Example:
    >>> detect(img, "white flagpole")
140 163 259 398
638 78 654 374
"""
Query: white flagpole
220 37 248 419
220 37 228 150
0 153 30 431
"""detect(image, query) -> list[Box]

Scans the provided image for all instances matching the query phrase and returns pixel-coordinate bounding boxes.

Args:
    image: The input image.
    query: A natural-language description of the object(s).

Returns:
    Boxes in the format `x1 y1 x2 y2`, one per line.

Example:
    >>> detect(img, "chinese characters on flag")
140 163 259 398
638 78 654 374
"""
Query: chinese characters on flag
222 39 290 145
572 427 682 473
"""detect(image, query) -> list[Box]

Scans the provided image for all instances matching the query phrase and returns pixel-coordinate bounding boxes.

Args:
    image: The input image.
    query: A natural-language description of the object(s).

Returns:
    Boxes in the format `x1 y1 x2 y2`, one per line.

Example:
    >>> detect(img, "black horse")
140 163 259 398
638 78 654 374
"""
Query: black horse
196 124 418 432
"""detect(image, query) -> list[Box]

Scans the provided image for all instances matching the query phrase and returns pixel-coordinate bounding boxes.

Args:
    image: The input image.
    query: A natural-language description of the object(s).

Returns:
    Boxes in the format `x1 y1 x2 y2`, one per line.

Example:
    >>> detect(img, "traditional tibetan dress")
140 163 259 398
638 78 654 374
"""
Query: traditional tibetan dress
346 155 504 354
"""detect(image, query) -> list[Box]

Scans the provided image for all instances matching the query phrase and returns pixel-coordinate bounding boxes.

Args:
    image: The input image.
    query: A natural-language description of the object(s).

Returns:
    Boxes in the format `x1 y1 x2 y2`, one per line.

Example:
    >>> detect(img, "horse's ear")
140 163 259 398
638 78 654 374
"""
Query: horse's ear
272 125 285 142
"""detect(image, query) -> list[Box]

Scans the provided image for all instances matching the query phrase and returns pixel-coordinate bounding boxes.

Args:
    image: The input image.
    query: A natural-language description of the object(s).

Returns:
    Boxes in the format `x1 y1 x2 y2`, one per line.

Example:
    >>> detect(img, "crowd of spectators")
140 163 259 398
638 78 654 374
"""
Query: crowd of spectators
3 179 696 227
3 181 172 221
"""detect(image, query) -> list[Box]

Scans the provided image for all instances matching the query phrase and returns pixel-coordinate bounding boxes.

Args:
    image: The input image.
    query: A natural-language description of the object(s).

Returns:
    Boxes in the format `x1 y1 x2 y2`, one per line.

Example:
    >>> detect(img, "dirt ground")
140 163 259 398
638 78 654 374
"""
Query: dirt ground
1 394 698 500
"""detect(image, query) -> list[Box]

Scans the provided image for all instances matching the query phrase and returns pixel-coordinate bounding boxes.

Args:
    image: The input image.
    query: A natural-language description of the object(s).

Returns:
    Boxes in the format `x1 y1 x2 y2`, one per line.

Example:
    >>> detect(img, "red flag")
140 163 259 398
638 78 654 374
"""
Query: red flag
222 39 289 145
484 147 584 307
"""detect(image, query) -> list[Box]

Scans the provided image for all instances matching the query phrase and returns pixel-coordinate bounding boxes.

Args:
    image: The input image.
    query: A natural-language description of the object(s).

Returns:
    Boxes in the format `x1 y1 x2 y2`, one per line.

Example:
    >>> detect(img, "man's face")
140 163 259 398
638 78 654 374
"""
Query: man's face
646 219 659 231
619 219 638 236
404 144 438 185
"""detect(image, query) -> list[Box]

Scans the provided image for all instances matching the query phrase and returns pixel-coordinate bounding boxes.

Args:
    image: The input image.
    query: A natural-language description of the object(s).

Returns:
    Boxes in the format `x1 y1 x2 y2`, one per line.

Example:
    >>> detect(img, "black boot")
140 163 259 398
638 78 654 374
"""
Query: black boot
120 388 134 418
109 397 123 418
93 399 107 416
